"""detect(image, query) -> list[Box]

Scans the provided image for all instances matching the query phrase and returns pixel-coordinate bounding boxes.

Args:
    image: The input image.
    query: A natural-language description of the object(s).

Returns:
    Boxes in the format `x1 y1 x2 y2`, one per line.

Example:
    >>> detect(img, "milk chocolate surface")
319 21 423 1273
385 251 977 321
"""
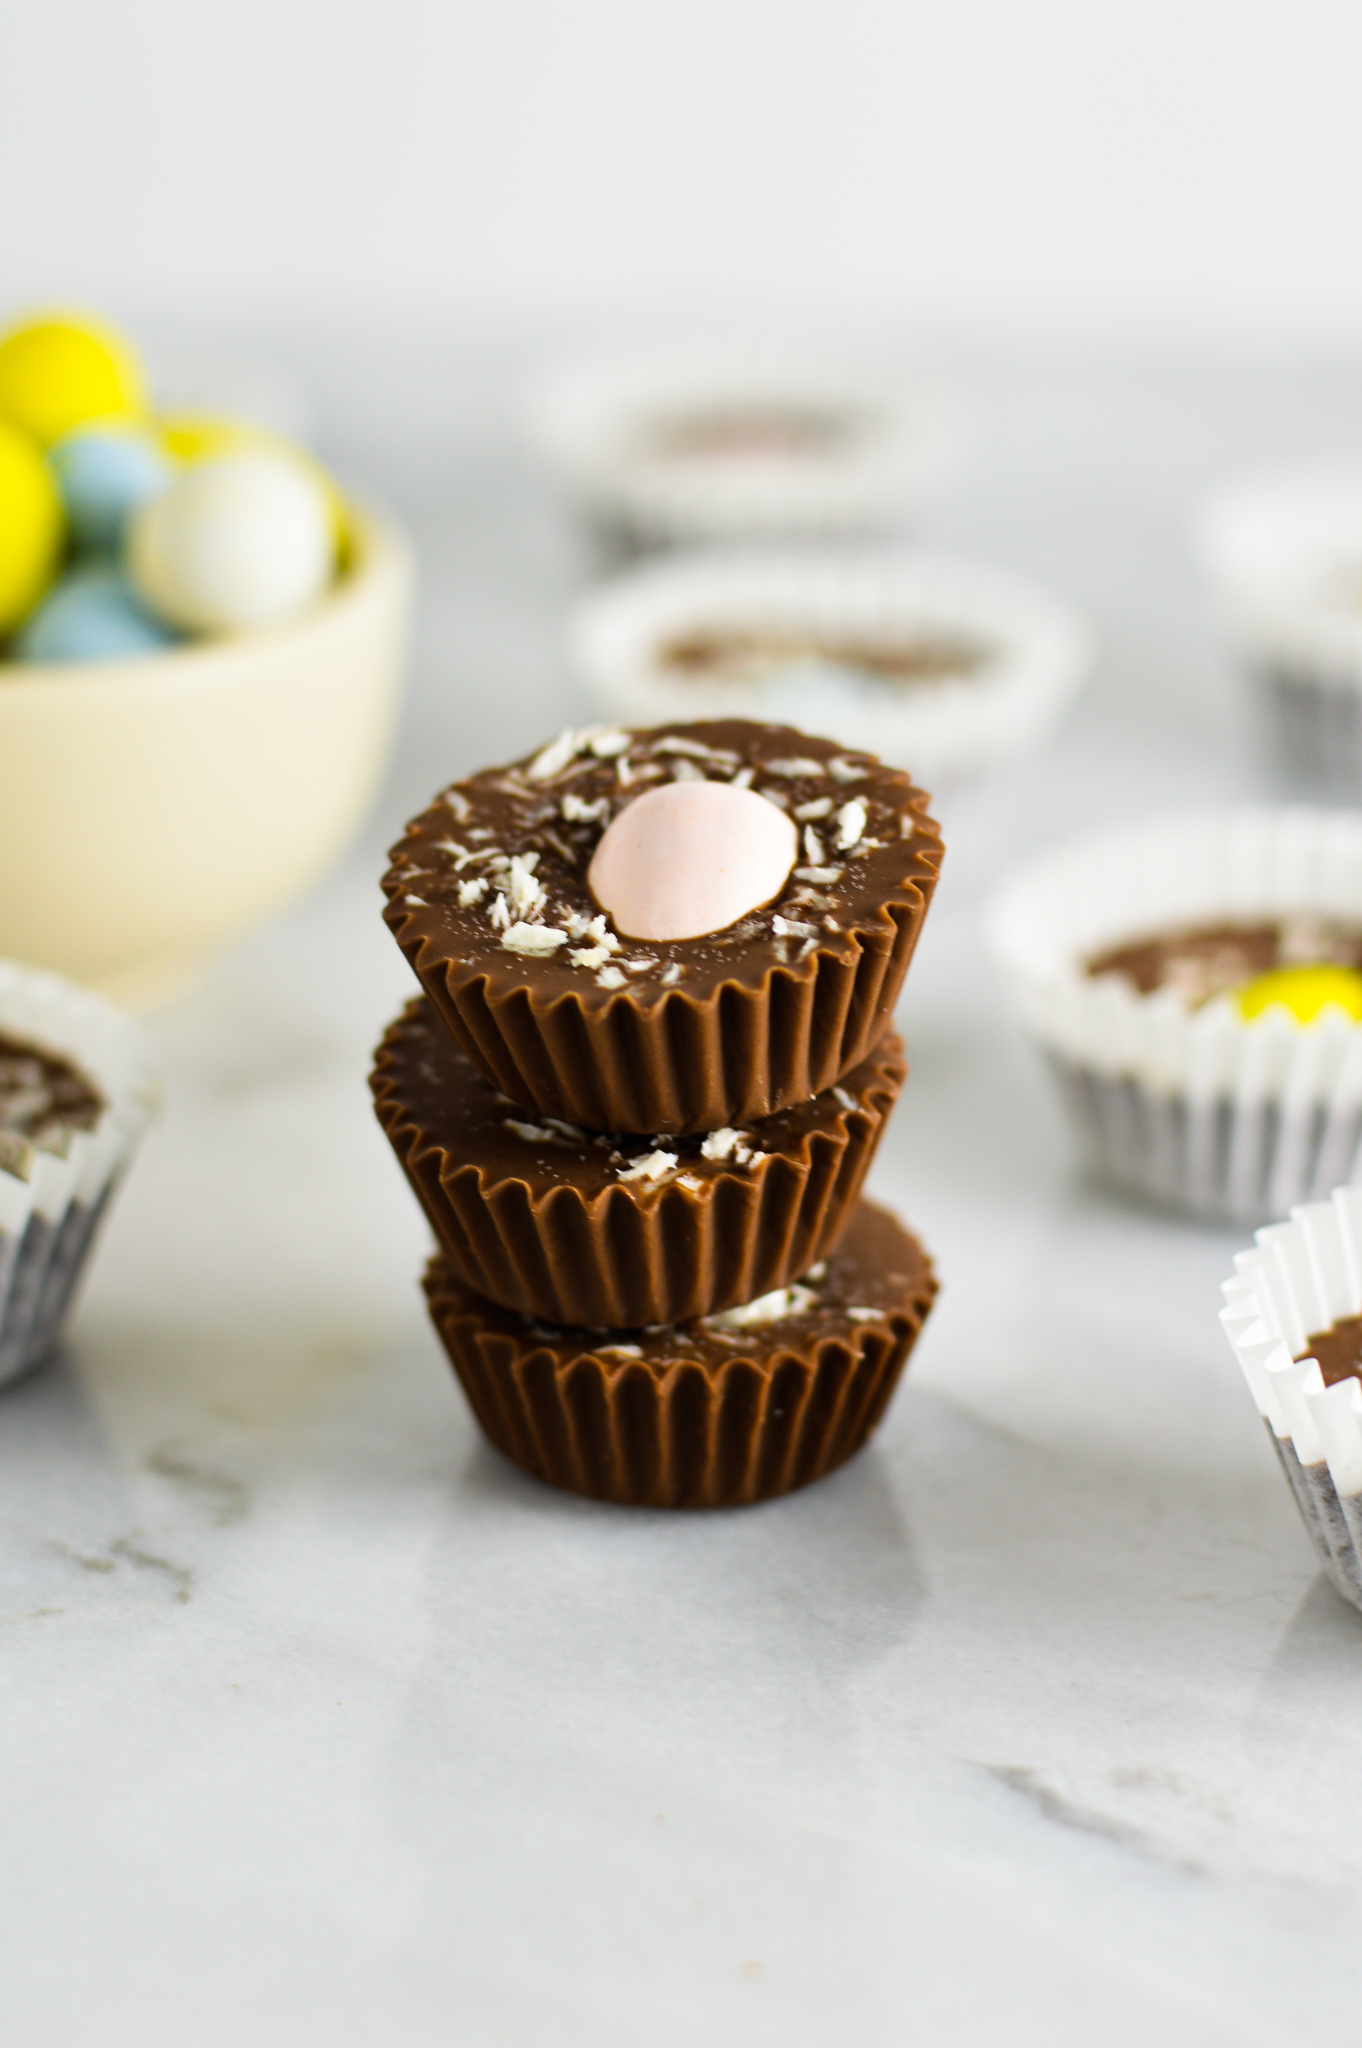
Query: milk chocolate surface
1086 916 1362 1008
634 406 869 462
424 1198 937 1507
385 719 937 1002
372 996 905 1326
382 718 940 1133
1300 1316 1362 1387
658 628 991 691
0 1033 103 1152
377 994 903 1202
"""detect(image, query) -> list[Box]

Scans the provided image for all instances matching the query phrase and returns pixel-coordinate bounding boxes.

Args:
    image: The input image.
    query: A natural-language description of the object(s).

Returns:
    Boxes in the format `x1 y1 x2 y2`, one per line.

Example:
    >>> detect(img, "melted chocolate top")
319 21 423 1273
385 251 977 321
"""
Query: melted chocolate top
432 1198 934 1368
383 718 940 1006
0 1032 103 1152
657 628 991 691
379 995 904 1200
633 406 869 462
1300 1317 1362 1387
1086 916 1362 1008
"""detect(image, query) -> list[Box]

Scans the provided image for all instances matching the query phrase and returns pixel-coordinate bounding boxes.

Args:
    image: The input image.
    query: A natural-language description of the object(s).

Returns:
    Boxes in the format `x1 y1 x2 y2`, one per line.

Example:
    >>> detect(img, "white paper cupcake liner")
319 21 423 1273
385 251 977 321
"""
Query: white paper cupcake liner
986 807 1362 1222
568 547 1093 794
526 350 956 545
1195 464 1362 791
1220 1187 1362 1610
0 962 159 1388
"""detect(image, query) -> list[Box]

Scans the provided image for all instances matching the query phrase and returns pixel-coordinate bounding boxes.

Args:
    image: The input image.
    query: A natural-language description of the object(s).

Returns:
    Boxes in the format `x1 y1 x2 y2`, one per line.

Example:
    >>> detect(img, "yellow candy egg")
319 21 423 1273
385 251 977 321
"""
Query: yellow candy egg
0 313 146 447
0 419 63 635
1237 964 1362 1024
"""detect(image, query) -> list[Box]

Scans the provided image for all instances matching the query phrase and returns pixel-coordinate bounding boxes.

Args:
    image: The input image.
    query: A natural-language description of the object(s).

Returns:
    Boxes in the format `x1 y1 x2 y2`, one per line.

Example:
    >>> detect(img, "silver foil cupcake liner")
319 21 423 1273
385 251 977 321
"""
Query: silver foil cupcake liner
0 962 159 1388
1196 464 1362 794
1221 1187 1362 1611
987 807 1362 1223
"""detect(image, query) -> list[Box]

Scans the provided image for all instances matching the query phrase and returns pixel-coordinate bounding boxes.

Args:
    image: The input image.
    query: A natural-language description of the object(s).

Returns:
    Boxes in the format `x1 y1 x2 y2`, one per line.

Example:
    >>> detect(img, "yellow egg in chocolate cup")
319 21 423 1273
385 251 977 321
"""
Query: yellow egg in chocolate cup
0 503 413 1009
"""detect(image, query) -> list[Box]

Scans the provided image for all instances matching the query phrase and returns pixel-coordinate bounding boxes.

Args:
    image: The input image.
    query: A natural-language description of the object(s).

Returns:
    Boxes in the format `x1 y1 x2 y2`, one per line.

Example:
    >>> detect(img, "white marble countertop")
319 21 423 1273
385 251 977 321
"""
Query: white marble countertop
7 341 1362 2046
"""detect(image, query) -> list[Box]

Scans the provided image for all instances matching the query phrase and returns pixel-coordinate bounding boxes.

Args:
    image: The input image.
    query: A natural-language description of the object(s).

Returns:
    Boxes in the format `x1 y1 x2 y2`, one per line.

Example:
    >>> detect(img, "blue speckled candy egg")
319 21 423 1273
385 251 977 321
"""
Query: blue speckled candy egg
48 421 171 552
14 564 183 663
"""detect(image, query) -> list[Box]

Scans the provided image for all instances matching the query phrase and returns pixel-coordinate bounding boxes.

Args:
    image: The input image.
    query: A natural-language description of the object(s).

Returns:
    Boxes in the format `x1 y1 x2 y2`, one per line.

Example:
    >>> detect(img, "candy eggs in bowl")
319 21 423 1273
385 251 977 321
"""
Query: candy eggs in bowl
0 309 413 1006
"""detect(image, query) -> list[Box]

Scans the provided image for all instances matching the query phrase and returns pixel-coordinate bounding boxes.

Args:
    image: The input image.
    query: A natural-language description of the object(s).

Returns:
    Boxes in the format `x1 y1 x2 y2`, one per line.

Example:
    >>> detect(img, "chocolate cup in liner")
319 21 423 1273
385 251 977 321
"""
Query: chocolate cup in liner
1220 1186 1362 1612
1196 465 1362 795
524 350 955 547
423 1198 937 1509
987 806 1362 1223
384 719 941 1136
569 547 1092 794
0 962 159 1390
371 995 906 1327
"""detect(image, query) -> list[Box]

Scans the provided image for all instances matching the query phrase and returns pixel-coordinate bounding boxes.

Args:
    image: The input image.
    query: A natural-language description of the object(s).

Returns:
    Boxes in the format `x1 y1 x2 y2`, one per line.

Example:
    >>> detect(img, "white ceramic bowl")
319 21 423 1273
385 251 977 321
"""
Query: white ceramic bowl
0 506 413 1008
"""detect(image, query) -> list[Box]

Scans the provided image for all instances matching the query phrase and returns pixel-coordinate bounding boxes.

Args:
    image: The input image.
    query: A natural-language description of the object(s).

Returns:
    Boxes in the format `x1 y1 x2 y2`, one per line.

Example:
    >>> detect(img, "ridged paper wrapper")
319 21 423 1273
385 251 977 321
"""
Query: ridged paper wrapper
1221 1185 1362 1612
1196 464 1362 793
986 807 1362 1222
0 962 158 1388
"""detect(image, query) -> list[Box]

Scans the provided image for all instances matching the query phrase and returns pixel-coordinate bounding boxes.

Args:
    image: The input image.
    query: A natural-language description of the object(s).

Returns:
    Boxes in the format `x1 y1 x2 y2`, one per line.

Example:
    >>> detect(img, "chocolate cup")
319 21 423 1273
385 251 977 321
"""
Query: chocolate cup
382 718 942 1134
372 996 906 1327
422 1198 937 1509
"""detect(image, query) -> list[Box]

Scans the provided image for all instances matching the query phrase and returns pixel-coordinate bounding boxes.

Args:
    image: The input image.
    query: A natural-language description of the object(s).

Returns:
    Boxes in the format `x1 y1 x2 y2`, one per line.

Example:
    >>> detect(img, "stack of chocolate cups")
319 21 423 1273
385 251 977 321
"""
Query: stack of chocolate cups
371 718 943 1508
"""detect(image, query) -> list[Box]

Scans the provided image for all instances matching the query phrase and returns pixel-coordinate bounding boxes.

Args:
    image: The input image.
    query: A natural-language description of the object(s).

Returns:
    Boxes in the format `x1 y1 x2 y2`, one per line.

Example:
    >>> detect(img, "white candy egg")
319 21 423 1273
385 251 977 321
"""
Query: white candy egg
588 779 797 941
128 449 334 632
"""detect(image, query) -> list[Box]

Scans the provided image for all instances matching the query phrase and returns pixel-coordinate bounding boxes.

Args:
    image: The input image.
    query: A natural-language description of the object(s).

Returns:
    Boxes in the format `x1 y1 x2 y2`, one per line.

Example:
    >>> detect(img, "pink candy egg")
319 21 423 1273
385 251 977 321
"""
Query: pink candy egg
588 779 797 941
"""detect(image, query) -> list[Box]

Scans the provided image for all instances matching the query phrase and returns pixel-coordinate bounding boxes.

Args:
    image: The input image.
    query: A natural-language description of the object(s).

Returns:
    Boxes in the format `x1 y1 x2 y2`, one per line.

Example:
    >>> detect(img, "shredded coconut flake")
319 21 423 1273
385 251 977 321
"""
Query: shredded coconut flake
506 855 546 922
501 923 568 955
836 799 868 851
488 892 510 931
571 944 611 969
527 729 578 781
587 728 631 757
616 1149 678 1183
457 877 489 907
803 825 825 865
846 1307 882 1322
652 736 738 763
596 965 627 989
699 1126 760 1167
404 893 427 906
561 793 610 824
503 1118 564 1145
833 1087 856 1111
771 915 817 939
730 765 755 789
445 790 471 821
707 1283 818 1330
827 757 863 784
661 963 682 985
795 797 834 821
795 866 842 885
763 757 825 779
595 1342 643 1357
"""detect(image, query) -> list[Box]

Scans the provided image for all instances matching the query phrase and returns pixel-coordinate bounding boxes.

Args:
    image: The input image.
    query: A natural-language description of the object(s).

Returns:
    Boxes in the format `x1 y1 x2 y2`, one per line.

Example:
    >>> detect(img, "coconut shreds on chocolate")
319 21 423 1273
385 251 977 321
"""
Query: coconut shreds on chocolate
383 719 938 987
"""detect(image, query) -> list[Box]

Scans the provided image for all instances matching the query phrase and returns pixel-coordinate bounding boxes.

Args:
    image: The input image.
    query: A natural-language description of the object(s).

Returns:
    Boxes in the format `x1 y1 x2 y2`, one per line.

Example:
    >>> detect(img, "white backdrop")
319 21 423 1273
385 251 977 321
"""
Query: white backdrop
3 0 1361 345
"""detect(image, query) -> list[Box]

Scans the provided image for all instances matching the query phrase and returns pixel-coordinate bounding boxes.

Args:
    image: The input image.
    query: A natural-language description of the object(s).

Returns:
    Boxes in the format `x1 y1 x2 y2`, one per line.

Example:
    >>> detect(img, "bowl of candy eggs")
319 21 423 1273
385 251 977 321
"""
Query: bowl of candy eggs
0 310 412 1008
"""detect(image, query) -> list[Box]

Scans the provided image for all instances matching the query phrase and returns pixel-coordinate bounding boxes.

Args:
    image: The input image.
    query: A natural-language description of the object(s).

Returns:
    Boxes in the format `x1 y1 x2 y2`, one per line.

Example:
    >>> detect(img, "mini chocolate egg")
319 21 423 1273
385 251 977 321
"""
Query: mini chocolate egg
0 314 145 446
50 421 170 552
128 449 335 633
0 418 63 636
159 411 351 556
588 779 797 940
1237 964 1362 1024
13 564 182 663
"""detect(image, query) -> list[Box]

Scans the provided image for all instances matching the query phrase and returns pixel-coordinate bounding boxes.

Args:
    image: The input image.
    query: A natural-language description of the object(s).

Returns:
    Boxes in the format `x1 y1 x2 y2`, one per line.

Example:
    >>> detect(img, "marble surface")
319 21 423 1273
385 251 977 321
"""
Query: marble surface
7 341 1362 2045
